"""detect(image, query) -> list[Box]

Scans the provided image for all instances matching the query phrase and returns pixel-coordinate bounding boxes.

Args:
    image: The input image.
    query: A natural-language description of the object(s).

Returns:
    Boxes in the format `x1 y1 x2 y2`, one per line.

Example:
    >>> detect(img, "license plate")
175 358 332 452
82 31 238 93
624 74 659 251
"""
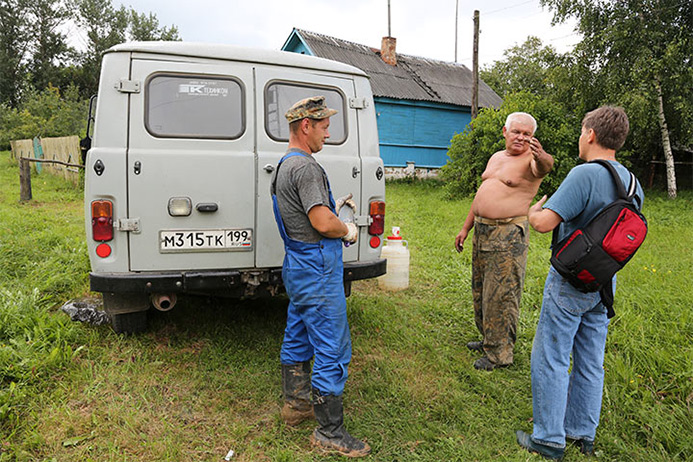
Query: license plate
159 229 253 253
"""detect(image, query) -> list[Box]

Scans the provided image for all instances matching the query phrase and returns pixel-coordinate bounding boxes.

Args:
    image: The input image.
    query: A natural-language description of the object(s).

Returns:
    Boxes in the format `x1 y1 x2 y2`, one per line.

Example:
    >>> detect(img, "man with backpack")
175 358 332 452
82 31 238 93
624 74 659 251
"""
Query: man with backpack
516 106 645 460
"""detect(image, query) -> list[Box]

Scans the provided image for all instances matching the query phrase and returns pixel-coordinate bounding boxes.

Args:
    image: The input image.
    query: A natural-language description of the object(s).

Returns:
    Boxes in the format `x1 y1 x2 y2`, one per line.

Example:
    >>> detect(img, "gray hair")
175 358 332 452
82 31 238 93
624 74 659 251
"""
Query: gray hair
505 112 537 134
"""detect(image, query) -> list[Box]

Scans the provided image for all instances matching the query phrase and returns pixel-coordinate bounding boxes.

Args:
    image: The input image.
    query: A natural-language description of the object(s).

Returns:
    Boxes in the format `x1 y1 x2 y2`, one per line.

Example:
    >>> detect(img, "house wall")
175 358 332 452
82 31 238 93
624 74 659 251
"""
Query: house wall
375 97 471 168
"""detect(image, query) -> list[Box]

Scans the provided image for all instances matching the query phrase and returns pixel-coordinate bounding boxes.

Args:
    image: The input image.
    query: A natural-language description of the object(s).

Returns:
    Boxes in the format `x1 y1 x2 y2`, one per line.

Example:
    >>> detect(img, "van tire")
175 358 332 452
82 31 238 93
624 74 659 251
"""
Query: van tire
111 310 148 335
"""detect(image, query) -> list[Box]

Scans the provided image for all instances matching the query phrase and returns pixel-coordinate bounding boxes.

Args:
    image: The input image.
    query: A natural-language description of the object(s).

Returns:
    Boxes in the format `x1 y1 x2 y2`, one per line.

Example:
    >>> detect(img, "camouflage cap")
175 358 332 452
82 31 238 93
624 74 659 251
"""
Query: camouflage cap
285 96 338 123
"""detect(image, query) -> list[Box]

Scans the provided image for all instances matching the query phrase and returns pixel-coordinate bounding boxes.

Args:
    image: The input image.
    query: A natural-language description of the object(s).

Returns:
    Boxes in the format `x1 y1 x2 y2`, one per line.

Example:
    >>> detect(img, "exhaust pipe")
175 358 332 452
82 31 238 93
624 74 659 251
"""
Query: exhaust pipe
151 293 177 312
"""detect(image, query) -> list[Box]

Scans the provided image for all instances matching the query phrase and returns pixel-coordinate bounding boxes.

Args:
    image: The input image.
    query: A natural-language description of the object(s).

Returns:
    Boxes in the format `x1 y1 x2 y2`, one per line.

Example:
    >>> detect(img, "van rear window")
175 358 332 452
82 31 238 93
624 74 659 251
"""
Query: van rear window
146 75 244 139
265 83 346 144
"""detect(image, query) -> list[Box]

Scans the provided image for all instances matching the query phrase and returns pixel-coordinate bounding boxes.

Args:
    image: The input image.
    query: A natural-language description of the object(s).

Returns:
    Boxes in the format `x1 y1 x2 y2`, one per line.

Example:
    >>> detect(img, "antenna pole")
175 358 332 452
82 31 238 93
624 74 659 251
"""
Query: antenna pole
455 0 459 62
388 0 391 36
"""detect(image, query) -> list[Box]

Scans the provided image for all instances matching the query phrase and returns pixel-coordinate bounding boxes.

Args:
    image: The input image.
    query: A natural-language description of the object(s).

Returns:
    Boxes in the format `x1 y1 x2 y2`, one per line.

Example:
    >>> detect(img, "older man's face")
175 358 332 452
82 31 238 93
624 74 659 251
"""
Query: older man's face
503 118 534 155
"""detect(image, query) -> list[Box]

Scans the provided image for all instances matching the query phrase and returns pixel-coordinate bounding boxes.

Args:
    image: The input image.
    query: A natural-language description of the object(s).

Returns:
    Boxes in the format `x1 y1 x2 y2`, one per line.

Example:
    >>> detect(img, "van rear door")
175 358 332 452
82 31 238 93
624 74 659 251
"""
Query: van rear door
254 67 362 268
126 58 256 271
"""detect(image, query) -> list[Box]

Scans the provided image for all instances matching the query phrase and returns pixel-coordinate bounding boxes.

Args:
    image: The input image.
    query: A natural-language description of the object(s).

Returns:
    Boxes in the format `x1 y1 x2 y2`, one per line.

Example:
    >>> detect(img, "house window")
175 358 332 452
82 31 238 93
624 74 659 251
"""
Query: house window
146 74 244 139
265 83 346 144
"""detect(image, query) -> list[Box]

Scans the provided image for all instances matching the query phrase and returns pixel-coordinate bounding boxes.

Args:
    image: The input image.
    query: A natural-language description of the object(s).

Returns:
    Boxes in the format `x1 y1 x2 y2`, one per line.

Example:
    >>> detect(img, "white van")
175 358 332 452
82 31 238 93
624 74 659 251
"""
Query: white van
83 42 386 334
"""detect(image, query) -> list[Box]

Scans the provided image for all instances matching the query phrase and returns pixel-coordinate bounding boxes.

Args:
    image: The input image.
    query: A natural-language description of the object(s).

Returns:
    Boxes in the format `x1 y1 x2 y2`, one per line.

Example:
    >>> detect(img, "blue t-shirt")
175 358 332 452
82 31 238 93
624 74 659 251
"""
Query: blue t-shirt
545 160 645 244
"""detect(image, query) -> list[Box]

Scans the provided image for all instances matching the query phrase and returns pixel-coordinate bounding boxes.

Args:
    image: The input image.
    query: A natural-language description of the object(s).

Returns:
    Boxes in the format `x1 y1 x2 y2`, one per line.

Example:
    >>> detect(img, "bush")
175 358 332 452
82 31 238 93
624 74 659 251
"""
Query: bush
0 85 88 150
440 92 581 199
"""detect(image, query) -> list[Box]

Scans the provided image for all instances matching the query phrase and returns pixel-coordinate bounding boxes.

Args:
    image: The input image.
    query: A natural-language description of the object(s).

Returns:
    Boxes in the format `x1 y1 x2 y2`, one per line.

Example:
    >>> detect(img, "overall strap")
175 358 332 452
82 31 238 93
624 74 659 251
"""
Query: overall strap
272 150 309 191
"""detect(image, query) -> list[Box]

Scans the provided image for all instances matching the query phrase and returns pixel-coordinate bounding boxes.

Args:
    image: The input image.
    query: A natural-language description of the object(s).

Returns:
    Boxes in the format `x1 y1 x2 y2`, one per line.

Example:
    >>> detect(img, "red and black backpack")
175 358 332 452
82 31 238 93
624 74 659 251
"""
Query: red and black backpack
550 159 647 318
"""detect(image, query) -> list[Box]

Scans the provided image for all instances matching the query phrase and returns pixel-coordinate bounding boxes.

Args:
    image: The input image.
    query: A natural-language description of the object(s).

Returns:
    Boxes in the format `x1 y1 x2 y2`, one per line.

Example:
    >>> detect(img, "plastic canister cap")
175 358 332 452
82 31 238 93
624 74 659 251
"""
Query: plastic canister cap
388 226 403 240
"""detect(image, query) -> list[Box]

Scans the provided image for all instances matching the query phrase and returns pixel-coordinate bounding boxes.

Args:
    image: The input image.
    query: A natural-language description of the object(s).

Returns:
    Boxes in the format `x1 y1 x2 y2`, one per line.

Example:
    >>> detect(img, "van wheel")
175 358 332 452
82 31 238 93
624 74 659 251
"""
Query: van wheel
110 310 148 335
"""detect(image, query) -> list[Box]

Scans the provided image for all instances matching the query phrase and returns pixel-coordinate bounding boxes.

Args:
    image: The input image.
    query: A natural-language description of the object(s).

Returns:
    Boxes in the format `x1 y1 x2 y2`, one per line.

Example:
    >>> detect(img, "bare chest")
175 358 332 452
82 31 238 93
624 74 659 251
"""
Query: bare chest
482 154 533 187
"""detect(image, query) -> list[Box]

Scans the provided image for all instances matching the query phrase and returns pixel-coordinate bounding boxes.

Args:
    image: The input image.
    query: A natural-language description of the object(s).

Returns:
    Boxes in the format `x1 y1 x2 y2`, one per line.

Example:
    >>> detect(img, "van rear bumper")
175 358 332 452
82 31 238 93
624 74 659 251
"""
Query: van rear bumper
90 259 386 294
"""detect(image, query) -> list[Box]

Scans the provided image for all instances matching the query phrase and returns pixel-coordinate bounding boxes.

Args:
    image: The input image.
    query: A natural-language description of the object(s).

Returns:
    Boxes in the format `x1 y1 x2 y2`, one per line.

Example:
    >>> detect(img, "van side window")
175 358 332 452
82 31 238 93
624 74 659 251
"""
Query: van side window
146 75 244 139
265 83 346 144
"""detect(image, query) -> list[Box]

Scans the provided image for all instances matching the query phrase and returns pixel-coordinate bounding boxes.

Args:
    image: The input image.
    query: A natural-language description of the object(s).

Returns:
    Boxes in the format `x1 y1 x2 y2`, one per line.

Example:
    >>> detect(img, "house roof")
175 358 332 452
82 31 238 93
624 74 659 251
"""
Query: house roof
284 28 502 109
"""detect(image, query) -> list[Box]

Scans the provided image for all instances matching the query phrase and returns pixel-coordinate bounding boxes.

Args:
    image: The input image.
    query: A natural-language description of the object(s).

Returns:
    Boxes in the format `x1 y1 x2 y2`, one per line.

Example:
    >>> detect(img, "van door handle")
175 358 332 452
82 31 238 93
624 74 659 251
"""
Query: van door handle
263 164 275 173
196 203 218 212
352 166 360 178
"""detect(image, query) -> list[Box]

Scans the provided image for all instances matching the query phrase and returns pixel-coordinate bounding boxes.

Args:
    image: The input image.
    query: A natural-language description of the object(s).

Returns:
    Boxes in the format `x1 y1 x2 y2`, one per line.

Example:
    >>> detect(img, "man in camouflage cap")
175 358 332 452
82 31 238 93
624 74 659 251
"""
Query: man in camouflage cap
271 96 368 457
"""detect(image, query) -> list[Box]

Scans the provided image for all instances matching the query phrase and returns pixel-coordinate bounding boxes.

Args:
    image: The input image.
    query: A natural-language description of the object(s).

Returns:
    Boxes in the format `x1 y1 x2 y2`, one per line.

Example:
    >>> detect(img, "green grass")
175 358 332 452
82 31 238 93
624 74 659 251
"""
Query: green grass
0 152 691 461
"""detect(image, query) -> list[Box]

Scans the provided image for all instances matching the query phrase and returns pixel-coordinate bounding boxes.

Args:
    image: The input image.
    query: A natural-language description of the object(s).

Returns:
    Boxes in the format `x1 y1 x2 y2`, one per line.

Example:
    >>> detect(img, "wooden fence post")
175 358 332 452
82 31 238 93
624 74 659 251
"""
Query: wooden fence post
19 157 32 201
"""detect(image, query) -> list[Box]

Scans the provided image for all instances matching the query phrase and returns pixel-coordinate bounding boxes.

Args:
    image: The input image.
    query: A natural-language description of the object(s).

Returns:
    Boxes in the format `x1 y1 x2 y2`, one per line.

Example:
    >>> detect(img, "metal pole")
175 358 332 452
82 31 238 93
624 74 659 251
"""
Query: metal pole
388 0 391 37
455 0 459 62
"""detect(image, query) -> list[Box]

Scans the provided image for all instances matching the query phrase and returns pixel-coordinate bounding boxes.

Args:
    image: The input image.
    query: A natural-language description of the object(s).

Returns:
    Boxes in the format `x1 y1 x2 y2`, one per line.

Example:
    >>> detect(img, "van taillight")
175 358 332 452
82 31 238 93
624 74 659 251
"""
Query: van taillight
91 200 113 241
368 201 385 235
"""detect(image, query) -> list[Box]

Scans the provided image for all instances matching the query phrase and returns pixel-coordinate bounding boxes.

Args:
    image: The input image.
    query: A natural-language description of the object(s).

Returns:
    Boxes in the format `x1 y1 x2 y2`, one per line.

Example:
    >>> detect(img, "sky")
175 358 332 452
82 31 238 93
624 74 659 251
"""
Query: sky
91 0 580 69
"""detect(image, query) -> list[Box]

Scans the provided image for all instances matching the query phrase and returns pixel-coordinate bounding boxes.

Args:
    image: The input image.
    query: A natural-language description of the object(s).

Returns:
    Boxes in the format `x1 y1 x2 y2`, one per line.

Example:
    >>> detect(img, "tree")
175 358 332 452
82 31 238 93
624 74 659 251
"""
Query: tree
541 0 693 198
27 0 71 91
74 0 181 97
481 36 566 99
0 0 31 107
74 0 128 97
128 9 180 41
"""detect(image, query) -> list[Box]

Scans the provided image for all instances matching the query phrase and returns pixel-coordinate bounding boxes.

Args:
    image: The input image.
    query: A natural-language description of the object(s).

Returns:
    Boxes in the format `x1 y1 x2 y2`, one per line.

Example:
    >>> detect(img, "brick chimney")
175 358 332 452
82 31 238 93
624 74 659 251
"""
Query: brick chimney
381 36 397 66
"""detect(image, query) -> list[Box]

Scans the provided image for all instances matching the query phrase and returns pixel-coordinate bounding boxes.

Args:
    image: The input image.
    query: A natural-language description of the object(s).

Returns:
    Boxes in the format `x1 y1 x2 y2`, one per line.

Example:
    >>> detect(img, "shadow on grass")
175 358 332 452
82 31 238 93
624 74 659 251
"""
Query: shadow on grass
145 294 290 346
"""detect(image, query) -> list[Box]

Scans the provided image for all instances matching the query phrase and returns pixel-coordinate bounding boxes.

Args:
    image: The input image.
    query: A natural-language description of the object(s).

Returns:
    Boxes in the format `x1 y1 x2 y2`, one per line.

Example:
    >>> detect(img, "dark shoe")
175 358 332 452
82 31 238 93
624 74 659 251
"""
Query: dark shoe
281 362 314 426
516 430 564 460
311 389 371 458
567 437 595 456
473 356 509 371
466 340 483 352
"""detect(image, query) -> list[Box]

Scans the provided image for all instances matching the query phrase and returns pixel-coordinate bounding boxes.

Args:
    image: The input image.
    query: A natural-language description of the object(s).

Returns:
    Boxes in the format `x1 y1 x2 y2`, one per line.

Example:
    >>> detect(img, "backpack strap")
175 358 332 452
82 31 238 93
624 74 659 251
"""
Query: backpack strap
590 158 639 202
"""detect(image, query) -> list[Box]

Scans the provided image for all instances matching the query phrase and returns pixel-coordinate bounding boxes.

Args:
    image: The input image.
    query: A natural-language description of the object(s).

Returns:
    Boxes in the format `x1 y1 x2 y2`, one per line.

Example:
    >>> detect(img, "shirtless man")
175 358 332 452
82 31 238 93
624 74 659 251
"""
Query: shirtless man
455 112 553 371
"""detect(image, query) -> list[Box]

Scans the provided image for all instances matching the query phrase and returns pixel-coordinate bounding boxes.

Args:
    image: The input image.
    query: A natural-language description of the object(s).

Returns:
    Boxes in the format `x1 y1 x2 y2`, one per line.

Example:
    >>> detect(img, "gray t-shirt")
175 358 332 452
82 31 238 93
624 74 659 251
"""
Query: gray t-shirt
271 149 331 243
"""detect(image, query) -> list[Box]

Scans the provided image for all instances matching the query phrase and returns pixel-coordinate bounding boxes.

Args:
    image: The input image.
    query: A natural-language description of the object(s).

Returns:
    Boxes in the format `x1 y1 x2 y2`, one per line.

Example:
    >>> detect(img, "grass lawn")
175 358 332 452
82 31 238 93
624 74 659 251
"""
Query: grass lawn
0 152 691 461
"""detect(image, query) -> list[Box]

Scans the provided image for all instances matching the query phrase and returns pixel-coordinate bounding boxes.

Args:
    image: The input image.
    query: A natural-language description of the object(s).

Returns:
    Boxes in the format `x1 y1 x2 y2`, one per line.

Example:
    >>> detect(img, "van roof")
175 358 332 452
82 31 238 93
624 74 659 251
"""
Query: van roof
106 41 368 78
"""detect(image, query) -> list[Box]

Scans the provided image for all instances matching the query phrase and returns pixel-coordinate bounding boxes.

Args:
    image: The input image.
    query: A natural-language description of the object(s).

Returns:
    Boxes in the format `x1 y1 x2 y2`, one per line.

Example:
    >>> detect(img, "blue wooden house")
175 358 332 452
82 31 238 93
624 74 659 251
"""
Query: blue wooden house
282 28 502 168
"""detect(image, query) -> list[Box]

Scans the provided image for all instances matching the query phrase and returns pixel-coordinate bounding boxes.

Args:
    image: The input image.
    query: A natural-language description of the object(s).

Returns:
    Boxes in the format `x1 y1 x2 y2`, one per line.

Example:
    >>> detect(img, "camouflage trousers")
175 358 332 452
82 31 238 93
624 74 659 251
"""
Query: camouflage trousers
471 218 529 365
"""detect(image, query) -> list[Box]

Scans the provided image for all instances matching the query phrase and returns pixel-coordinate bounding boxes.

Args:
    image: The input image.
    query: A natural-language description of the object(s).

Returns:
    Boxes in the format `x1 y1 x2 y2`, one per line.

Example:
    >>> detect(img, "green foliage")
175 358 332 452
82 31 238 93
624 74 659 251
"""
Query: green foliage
480 36 566 99
0 0 32 107
440 91 579 199
0 0 181 107
540 0 693 190
0 85 88 149
72 0 182 97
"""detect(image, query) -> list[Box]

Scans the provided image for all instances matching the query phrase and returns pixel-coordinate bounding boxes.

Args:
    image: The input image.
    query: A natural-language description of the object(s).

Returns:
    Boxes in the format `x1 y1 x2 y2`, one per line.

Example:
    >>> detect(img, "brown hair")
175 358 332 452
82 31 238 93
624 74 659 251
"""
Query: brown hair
582 106 629 151
289 118 319 135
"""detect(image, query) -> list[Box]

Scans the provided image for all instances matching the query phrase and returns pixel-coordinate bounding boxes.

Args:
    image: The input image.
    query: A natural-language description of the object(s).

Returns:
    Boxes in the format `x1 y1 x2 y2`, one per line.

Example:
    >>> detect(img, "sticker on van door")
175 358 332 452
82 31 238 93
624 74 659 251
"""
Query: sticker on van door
159 228 253 253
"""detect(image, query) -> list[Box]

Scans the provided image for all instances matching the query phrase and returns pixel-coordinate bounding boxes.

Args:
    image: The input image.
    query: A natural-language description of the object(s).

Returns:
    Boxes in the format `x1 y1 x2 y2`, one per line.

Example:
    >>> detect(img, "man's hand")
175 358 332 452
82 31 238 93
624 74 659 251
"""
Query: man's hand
529 195 548 216
528 195 563 233
529 137 554 178
336 193 357 215
343 222 358 243
455 228 468 253
529 137 545 158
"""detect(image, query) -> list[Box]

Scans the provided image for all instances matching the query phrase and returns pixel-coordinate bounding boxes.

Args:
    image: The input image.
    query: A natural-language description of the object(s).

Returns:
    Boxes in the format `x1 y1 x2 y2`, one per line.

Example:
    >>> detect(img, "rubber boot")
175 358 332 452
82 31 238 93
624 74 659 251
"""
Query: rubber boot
310 388 371 458
280 362 314 426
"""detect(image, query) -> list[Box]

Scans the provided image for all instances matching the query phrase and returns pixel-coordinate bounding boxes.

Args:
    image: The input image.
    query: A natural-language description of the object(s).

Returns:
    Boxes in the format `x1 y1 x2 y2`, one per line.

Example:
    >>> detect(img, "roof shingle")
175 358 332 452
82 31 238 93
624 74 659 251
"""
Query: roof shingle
292 29 502 108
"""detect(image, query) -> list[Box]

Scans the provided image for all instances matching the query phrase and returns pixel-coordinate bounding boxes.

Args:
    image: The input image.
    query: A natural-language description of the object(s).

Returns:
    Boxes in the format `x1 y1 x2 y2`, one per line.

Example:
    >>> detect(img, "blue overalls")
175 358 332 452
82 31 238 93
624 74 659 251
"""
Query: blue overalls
272 150 352 396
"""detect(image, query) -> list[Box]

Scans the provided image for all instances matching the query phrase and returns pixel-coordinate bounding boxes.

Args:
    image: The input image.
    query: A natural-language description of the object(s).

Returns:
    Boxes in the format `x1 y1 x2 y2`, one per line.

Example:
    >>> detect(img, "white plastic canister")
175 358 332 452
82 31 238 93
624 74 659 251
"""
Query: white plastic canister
378 226 410 290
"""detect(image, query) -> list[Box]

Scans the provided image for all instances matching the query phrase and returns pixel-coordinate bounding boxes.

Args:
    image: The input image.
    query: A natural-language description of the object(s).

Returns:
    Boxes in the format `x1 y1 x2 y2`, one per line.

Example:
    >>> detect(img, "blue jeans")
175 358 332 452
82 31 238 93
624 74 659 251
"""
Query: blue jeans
531 267 612 448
